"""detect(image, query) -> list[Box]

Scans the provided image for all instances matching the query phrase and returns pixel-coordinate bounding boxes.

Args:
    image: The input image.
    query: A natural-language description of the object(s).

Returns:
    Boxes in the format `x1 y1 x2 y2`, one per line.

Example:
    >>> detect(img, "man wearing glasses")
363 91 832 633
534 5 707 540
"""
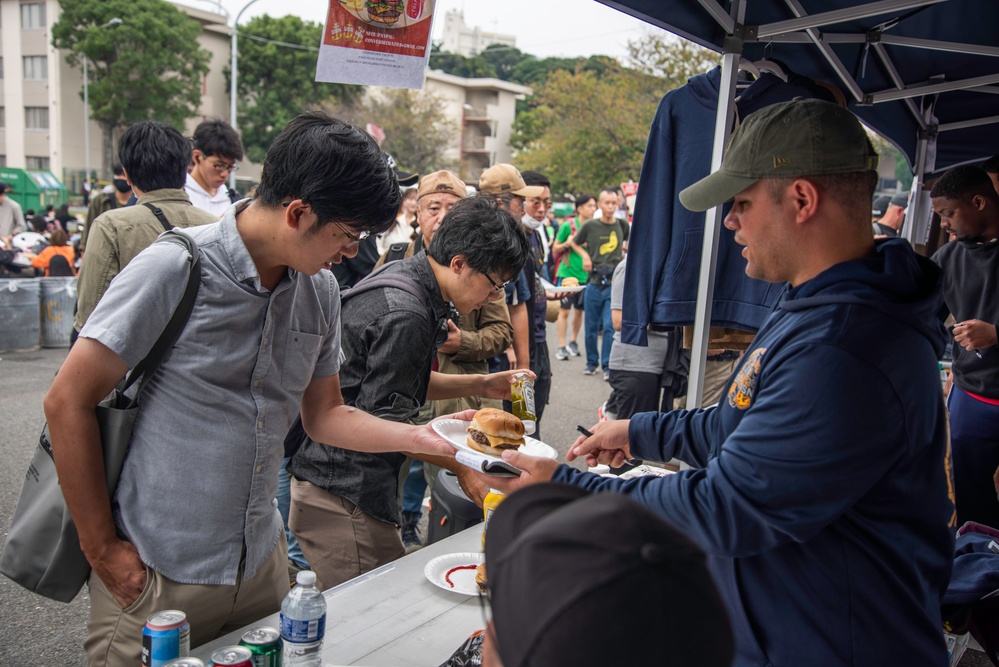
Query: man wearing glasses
45 112 462 666
186 118 244 217
288 196 531 590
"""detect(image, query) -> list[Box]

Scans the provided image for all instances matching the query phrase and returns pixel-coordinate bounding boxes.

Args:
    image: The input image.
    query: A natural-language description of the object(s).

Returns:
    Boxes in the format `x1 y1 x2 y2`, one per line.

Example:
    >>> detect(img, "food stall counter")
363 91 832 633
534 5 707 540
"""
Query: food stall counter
194 524 485 666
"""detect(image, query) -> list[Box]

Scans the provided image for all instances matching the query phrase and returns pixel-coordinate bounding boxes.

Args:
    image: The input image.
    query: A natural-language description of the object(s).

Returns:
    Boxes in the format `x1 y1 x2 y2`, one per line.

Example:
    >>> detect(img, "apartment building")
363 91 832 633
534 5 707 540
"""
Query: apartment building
423 70 530 183
0 0 236 197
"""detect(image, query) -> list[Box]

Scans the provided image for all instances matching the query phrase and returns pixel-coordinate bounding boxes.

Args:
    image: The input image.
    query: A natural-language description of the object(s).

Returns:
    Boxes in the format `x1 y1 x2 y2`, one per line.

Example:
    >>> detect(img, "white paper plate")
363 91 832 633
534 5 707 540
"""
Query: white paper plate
424 552 484 596
432 419 558 461
546 285 586 294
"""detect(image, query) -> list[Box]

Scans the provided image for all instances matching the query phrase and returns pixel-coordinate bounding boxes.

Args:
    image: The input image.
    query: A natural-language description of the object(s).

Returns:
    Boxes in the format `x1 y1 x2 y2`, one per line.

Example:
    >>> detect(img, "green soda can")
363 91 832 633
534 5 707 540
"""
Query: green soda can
239 627 283 667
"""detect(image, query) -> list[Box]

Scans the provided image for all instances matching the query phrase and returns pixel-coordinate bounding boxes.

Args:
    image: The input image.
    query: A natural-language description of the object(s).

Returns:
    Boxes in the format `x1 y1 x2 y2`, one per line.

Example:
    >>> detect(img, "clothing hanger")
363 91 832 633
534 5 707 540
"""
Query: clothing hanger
753 39 788 82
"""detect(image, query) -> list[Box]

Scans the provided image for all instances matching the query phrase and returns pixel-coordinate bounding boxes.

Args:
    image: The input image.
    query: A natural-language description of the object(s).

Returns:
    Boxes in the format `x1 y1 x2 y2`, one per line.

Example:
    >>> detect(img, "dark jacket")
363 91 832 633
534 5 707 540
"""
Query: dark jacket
932 237 999 399
288 254 450 524
555 239 954 666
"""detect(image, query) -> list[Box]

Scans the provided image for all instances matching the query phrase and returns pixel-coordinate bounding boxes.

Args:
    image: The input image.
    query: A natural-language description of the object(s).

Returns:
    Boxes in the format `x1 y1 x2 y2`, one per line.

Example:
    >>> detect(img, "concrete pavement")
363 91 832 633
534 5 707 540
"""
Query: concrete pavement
0 322 607 664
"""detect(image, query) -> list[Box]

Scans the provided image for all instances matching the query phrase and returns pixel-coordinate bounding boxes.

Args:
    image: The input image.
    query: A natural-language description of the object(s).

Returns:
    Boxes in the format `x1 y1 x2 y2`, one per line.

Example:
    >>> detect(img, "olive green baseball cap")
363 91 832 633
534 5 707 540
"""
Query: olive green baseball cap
679 98 879 212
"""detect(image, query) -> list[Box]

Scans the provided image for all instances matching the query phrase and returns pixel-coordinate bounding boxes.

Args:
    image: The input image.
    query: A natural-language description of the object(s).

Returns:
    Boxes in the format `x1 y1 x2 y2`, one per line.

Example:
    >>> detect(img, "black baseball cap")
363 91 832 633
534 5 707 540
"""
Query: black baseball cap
0 181 8 194
383 152 418 188
485 484 734 667
872 195 891 217
680 98 879 212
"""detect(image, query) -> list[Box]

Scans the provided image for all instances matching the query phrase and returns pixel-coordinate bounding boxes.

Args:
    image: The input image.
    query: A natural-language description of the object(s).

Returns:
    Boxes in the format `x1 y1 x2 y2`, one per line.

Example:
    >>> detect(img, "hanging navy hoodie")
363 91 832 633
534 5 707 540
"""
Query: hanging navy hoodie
553 239 955 666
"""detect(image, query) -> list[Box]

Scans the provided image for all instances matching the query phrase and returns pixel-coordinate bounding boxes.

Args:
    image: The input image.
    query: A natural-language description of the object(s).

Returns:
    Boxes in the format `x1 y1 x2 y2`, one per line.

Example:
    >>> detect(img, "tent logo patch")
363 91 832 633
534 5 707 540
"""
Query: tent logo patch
728 347 766 410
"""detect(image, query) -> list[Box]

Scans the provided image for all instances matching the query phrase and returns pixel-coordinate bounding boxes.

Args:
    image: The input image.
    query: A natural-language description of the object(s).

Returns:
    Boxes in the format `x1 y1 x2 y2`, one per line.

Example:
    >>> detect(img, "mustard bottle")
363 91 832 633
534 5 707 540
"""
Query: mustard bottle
481 489 506 549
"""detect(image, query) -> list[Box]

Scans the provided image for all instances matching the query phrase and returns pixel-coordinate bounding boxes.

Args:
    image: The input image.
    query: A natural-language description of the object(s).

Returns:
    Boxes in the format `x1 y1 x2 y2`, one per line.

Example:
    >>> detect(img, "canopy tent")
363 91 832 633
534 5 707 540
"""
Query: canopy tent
599 0 999 408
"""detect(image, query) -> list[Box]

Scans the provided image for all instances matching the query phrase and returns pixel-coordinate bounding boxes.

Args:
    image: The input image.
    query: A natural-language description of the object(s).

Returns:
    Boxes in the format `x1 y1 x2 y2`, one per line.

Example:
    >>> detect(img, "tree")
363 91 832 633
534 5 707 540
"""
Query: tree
428 44 497 79
511 34 718 195
627 31 718 89
479 44 529 81
229 15 363 164
513 64 662 195
51 0 211 178
868 131 914 190
329 89 457 177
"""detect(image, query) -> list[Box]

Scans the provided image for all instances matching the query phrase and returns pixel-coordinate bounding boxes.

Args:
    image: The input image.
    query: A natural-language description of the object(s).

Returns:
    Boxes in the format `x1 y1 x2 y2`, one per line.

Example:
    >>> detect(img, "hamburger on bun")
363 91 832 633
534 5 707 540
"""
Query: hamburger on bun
475 563 487 593
561 277 579 287
466 408 526 457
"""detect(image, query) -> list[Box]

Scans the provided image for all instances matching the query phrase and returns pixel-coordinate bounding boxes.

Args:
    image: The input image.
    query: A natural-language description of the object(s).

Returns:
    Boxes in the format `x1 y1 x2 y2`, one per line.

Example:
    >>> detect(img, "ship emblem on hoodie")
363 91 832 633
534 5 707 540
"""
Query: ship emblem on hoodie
728 347 766 410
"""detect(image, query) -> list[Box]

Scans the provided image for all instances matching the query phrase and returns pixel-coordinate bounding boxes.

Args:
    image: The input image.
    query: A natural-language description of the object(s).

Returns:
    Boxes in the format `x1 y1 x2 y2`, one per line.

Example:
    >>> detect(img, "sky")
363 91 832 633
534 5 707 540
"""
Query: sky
206 0 657 63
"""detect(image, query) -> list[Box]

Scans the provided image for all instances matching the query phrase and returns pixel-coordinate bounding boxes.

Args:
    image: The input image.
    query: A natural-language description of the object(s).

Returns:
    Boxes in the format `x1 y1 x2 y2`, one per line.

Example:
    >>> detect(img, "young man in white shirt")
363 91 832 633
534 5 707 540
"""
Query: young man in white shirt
185 119 244 217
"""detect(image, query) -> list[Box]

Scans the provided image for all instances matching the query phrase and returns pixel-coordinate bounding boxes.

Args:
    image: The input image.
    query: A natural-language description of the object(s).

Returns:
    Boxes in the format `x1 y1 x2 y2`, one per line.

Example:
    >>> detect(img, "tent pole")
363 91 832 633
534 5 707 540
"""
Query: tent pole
686 47 741 410
902 104 935 245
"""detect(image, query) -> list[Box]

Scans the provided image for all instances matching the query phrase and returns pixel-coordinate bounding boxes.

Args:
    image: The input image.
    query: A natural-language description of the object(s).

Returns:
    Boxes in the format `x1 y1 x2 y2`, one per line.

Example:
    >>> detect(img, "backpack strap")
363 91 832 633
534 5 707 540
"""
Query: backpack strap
342 263 428 309
143 203 174 232
385 242 409 264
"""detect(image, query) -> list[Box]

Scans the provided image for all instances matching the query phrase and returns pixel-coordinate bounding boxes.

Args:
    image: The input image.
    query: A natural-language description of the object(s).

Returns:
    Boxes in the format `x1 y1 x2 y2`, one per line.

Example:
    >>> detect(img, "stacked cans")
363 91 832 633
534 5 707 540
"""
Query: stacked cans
143 610 191 667
240 627 283 666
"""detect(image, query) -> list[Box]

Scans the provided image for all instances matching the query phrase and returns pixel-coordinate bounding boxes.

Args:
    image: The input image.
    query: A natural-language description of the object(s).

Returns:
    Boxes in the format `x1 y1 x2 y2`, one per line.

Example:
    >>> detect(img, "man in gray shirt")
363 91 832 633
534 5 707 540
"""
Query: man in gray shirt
43 112 457 667
0 181 26 246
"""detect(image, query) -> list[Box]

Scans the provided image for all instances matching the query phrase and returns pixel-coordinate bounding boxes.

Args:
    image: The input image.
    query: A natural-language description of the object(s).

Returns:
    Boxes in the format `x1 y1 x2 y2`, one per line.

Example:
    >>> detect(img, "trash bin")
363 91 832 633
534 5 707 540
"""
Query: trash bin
0 279 41 351
40 277 77 348
426 469 482 546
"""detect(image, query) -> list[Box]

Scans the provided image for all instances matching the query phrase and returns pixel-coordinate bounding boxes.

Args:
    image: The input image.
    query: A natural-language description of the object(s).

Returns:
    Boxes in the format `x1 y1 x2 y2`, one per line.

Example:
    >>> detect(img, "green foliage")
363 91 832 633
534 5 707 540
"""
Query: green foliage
429 45 497 79
51 0 211 175
479 44 528 81
512 34 712 195
328 89 456 177
513 64 661 195
230 15 363 163
868 131 914 190
627 32 718 88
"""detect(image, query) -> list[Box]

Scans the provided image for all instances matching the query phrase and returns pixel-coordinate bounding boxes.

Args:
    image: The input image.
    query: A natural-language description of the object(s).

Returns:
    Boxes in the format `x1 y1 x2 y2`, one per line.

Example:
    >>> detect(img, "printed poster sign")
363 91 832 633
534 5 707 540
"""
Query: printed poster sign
316 0 436 89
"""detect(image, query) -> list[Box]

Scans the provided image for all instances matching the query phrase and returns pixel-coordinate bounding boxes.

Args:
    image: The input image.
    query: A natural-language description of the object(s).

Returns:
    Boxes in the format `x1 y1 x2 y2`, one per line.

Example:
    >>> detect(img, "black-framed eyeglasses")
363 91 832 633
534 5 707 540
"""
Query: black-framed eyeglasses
205 158 238 173
281 201 369 247
482 271 510 294
476 587 493 626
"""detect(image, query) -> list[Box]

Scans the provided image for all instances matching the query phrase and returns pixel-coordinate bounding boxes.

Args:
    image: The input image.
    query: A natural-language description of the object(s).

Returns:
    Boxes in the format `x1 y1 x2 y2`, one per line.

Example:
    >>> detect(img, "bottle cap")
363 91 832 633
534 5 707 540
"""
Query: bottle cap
296 570 317 587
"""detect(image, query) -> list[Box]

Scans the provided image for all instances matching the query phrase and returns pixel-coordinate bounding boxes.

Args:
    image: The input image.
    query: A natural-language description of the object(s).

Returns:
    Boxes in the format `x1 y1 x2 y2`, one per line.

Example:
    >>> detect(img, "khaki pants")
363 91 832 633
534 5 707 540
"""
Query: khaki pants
290 477 404 590
702 357 740 407
85 531 288 667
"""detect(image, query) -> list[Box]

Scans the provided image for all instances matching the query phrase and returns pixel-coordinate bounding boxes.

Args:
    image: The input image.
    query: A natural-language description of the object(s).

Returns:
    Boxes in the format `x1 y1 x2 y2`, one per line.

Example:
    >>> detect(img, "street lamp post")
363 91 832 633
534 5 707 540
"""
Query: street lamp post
230 0 263 191
82 17 123 188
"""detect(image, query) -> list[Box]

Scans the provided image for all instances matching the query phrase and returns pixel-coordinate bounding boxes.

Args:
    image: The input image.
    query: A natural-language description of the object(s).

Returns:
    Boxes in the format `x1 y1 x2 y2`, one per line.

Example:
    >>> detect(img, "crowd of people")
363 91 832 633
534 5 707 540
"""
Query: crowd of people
3 96 993 667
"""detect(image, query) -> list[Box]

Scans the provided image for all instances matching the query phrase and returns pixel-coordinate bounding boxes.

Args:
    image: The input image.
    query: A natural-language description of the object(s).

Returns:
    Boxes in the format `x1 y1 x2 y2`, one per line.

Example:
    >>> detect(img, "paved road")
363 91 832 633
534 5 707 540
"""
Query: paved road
0 322 606 664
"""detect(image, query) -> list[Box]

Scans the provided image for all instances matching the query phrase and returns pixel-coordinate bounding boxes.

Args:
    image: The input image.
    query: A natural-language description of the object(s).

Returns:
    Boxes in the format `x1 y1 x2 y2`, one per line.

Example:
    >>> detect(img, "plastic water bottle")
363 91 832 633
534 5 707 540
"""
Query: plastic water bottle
280 570 326 666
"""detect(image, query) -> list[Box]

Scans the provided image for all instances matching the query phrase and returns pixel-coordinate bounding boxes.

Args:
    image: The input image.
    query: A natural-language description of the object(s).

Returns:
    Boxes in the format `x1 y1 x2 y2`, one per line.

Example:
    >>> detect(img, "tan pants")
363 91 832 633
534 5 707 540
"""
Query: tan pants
290 477 404 590
85 532 288 667
702 357 740 407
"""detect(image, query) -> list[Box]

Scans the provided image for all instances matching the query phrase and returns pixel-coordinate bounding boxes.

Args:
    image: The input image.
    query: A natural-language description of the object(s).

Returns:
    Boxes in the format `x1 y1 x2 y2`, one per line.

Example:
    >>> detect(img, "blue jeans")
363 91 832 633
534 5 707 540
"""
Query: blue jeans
278 457 309 569
584 283 613 370
402 459 427 515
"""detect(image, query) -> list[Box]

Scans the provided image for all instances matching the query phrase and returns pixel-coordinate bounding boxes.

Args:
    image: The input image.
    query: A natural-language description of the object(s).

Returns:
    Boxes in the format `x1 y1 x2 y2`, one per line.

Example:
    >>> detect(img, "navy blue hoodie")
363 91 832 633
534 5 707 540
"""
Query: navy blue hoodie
554 240 954 666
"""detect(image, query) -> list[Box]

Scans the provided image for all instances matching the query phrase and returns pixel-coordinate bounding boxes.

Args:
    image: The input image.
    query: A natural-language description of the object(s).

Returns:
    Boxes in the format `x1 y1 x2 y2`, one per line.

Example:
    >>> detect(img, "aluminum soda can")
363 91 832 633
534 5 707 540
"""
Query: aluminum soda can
142 610 191 667
239 626 283 667
406 0 424 19
209 645 254 667
163 659 205 667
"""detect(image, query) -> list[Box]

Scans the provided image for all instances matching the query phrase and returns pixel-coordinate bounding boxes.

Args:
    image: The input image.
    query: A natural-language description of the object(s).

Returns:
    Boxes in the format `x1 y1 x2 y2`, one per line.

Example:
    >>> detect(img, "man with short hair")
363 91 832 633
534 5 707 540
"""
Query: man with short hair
288 195 530 589
517 170 555 434
186 118 244 217
75 122 219 334
0 181 25 246
80 164 134 254
930 165 999 528
477 164 543 375
570 187 630 378
872 192 907 238
44 111 456 667
374 170 514 548
493 99 954 666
